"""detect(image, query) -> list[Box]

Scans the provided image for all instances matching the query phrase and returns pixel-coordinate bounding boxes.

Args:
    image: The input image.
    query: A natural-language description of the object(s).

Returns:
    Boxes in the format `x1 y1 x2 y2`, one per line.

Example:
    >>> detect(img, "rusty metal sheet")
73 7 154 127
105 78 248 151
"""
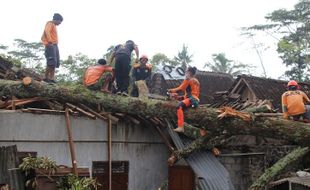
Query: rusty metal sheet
166 121 235 190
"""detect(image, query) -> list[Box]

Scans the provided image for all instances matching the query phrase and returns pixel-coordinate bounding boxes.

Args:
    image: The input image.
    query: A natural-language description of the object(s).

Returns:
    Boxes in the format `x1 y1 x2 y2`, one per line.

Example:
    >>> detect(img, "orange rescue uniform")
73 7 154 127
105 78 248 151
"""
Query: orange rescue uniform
41 21 58 46
83 65 113 86
169 78 200 101
281 90 310 118
170 78 200 128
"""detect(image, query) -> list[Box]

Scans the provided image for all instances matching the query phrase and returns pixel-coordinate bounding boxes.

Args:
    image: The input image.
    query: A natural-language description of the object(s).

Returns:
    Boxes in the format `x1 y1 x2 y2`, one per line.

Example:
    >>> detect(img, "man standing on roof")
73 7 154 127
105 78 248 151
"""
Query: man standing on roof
83 59 114 93
282 80 310 122
109 40 139 95
41 13 63 83
168 66 200 133
131 54 152 97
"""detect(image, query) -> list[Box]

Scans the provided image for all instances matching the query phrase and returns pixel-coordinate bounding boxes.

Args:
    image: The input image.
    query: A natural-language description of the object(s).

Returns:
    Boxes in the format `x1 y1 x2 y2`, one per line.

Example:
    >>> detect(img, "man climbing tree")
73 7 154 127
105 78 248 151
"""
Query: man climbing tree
41 13 63 83
83 59 114 93
168 66 200 133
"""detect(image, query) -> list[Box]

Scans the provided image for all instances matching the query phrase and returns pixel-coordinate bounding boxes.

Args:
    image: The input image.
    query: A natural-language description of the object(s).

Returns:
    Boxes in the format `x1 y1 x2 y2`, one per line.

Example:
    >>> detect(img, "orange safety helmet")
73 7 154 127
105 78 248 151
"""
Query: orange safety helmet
287 80 298 87
140 54 148 61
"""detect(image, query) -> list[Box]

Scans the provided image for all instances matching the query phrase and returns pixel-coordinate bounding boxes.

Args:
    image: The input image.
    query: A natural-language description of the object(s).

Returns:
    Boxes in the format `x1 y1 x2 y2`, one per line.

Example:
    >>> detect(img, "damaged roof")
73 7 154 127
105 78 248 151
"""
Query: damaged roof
148 71 234 104
209 75 310 110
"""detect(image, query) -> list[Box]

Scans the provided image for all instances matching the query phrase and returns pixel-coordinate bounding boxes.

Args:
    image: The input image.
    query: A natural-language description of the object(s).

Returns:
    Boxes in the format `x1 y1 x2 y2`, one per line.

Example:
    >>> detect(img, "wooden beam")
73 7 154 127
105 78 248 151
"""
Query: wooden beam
154 125 174 152
78 103 108 120
66 103 96 119
64 108 78 176
21 108 65 114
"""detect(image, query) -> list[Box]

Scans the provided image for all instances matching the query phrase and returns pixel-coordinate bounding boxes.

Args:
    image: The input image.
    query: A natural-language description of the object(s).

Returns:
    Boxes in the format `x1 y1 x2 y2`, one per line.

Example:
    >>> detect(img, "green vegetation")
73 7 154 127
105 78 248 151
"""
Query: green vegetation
19 155 99 190
204 53 251 77
245 0 310 81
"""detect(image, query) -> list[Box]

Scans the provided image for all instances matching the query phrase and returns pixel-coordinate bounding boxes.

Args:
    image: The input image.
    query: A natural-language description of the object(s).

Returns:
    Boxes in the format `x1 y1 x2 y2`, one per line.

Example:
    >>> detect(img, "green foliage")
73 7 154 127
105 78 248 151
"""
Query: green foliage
0 53 23 68
57 174 100 190
150 53 170 66
103 45 115 61
204 53 251 77
7 38 45 72
19 156 99 190
0 44 8 50
57 53 96 85
245 0 310 81
173 44 193 68
19 155 58 188
19 155 57 175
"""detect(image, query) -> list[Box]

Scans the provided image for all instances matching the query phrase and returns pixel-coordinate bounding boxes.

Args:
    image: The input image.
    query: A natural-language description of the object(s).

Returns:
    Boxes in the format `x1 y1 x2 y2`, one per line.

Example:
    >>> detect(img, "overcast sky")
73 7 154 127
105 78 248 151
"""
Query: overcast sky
0 0 298 78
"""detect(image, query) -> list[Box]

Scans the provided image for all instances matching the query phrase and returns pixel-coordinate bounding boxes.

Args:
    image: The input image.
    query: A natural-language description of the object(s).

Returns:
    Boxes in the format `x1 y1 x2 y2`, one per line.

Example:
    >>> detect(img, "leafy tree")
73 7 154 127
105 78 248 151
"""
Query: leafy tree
244 0 310 81
103 45 115 63
204 53 250 77
7 39 45 72
57 53 95 84
0 44 8 51
173 44 193 69
150 53 171 66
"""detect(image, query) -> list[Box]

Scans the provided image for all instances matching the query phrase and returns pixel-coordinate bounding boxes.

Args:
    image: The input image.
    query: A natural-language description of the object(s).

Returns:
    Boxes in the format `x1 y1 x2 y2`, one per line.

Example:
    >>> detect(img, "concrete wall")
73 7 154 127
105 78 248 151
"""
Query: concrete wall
0 111 169 190
219 153 265 190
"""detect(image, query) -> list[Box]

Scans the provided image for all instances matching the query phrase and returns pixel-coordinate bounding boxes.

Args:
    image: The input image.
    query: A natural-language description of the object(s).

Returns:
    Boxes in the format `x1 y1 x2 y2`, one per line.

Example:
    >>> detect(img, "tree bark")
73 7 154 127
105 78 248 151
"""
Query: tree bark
249 146 310 190
1 78 310 146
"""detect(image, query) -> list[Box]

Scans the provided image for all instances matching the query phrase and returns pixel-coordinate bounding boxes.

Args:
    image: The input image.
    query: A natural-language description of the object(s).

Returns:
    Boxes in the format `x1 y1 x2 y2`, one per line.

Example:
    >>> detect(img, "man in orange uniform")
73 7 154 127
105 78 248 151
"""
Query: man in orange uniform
41 13 63 83
83 59 114 92
282 80 310 122
168 66 200 133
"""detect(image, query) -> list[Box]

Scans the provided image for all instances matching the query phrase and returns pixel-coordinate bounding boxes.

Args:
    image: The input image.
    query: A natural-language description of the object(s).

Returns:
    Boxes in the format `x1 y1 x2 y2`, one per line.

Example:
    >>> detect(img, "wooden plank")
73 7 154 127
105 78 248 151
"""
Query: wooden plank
21 108 65 114
66 103 96 119
154 125 174 152
78 103 108 120
125 115 140 125
135 80 149 99
6 97 49 109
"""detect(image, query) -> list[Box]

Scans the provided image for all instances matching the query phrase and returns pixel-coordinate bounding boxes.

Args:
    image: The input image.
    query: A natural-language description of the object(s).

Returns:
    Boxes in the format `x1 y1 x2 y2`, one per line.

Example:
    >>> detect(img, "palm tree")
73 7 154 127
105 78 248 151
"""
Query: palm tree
174 44 193 69
204 53 250 77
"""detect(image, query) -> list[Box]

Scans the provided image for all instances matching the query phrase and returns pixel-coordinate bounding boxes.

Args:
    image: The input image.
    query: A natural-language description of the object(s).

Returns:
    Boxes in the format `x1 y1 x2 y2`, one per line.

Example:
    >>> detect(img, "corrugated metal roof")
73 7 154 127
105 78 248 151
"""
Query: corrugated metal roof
269 176 310 188
165 120 235 190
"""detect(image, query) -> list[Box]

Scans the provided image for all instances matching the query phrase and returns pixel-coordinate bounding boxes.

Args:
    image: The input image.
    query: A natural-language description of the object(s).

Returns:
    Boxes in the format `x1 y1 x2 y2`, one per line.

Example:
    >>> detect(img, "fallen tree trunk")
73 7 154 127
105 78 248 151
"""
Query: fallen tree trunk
1 78 310 146
249 146 310 190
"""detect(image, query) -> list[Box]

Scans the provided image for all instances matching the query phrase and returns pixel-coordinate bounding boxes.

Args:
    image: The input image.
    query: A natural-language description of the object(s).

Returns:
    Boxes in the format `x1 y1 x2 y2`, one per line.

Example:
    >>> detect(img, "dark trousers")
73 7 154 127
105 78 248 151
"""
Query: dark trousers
45 44 60 68
115 54 131 92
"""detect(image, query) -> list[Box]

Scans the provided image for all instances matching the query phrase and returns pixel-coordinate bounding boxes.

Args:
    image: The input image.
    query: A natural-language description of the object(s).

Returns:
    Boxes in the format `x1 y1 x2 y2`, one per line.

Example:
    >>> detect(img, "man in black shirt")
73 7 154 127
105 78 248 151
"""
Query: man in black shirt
110 40 139 95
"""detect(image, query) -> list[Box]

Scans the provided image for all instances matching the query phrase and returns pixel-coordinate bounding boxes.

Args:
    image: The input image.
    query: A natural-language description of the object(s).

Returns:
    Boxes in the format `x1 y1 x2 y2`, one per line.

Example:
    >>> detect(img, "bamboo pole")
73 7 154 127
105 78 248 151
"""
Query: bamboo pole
65 108 78 176
108 114 112 190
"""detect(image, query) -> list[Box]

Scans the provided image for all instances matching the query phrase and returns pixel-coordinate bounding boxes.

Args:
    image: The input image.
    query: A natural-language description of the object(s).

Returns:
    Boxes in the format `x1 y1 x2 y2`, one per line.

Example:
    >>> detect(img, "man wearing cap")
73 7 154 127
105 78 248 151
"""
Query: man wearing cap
41 13 63 83
83 59 114 92
110 40 139 95
130 54 152 97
